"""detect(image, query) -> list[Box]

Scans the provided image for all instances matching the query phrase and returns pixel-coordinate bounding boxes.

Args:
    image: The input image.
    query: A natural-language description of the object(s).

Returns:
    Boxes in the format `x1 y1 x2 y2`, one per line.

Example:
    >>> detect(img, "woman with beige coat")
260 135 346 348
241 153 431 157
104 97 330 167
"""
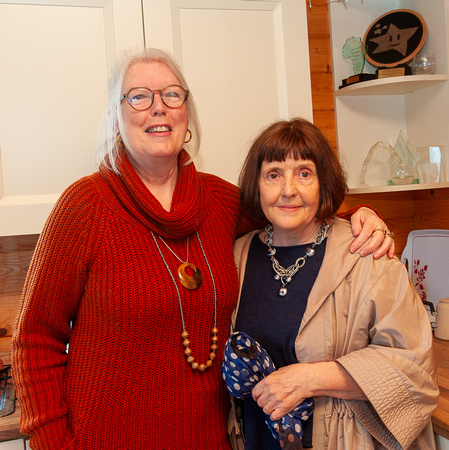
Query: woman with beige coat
225 118 438 449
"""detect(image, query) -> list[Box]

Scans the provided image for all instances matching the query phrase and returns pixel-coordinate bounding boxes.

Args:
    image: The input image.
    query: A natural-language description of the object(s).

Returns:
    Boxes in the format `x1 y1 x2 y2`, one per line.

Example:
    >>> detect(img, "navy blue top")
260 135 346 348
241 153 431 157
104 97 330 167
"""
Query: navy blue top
235 232 327 449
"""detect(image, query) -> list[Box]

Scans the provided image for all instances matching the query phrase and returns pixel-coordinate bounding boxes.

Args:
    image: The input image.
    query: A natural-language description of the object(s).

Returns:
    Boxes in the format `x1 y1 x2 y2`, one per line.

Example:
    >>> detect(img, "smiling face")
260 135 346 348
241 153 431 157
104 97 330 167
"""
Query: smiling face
259 155 321 245
120 61 189 170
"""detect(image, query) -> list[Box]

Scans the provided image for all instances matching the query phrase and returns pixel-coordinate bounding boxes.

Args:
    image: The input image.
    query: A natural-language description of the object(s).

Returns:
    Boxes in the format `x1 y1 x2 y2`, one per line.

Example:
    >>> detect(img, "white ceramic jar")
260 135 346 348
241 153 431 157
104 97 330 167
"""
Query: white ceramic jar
435 298 449 340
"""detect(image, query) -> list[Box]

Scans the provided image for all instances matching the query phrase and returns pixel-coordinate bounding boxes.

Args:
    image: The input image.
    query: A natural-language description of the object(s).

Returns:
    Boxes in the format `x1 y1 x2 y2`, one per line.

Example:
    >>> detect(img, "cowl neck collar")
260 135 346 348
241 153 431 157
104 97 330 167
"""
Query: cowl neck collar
99 149 209 239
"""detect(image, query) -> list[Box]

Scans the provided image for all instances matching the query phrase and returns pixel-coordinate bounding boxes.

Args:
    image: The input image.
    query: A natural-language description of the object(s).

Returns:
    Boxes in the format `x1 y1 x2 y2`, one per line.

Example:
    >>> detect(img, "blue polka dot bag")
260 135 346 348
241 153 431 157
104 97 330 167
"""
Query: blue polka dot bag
222 331 314 450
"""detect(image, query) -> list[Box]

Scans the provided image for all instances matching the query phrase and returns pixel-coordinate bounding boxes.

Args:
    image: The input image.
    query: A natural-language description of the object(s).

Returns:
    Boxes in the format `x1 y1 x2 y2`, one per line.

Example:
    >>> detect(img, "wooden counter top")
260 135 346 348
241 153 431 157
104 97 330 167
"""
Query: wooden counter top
0 349 27 442
0 362 26 442
0 401 25 442
432 337 449 440
2 338 449 443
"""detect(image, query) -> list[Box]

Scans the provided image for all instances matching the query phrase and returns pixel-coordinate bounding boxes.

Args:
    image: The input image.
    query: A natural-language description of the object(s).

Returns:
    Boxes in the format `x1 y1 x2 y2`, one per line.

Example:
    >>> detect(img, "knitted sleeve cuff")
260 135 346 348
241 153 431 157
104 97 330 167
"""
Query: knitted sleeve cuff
28 416 74 450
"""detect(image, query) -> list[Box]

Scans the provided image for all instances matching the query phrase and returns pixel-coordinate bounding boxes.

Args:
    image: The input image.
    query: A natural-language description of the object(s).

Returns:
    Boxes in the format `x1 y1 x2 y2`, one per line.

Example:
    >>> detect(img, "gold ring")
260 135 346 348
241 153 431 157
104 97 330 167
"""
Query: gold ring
265 405 272 414
374 228 394 237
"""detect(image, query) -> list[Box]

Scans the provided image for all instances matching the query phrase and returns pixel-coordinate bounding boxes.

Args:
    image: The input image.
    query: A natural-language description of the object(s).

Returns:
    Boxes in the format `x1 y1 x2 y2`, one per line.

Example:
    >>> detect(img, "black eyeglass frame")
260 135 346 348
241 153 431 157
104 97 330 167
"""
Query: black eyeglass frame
120 85 189 110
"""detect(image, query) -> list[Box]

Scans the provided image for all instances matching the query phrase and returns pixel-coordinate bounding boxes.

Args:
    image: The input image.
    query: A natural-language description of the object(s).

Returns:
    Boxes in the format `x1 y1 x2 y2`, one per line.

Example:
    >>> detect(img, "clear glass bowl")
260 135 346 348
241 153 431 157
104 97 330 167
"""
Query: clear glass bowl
411 53 437 75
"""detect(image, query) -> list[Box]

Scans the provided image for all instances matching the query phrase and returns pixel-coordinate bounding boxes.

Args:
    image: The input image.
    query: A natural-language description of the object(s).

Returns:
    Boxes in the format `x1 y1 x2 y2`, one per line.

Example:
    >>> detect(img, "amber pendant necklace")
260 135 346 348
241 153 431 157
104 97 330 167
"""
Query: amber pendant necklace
157 234 203 290
151 231 218 372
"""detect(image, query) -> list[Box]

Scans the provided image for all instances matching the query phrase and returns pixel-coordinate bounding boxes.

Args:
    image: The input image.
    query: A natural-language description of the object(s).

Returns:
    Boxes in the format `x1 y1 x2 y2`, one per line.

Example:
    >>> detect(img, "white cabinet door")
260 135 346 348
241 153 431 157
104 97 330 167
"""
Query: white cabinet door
0 0 144 236
143 0 313 184
0 0 312 236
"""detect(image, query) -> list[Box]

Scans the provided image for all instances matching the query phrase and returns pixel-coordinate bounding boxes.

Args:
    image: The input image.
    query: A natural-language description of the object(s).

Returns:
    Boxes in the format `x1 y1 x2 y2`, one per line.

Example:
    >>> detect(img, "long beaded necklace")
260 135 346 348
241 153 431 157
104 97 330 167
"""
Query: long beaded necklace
265 221 330 297
151 230 218 372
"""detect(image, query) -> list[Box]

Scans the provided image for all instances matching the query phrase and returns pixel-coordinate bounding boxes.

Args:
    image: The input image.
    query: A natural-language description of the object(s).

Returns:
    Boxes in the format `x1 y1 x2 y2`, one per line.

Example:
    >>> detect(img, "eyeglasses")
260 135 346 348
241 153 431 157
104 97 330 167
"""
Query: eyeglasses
120 85 189 110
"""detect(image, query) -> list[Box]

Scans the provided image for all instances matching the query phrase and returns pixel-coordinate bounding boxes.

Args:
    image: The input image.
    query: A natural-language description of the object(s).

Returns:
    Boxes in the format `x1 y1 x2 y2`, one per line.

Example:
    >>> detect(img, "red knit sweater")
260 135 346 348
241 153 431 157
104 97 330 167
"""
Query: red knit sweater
12 151 258 449
11 150 363 449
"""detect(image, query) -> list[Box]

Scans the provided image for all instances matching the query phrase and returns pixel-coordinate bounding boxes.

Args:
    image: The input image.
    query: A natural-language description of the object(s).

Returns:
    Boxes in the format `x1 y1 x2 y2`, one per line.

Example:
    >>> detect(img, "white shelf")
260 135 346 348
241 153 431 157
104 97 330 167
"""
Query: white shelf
330 0 449 189
348 181 449 195
336 75 449 96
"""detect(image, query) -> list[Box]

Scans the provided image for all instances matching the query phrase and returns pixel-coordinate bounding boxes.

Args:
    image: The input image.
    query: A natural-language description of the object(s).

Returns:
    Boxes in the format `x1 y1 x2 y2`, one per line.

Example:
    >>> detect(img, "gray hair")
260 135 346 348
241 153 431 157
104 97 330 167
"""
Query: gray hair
95 48 201 173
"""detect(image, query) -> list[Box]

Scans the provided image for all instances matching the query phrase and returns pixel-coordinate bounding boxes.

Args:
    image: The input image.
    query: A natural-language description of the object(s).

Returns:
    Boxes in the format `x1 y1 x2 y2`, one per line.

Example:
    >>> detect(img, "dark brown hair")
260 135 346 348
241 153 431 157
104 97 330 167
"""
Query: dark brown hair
239 118 348 222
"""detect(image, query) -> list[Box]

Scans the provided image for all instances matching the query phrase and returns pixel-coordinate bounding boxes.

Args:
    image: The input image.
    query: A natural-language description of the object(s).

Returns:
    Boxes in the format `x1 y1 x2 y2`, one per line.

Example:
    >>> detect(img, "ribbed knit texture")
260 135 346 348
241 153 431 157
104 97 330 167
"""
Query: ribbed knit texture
11 150 258 450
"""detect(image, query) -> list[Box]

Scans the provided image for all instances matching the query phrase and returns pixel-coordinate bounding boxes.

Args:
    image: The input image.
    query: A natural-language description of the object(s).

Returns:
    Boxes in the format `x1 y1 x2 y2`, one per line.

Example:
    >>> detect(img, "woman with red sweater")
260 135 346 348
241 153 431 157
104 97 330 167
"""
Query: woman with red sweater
11 48 393 449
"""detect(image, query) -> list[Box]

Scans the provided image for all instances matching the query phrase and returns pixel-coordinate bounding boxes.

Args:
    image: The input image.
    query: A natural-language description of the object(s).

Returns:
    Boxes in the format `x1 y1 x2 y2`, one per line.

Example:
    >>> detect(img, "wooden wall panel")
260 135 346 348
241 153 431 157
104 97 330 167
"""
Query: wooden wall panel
311 110 337 149
0 234 38 364
308 37 333 71
340 191 415 255
0 235 38 295
0 294 21 364
306 0 336 150
341 188 449 256
309 72 334 108
414 188 449 230
306 1 330 36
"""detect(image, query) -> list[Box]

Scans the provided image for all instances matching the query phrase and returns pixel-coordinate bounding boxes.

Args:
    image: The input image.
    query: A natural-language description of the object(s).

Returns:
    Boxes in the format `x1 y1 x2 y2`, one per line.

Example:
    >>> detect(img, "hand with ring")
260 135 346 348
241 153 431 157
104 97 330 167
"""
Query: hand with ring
348 207 396 259
374 228 394 237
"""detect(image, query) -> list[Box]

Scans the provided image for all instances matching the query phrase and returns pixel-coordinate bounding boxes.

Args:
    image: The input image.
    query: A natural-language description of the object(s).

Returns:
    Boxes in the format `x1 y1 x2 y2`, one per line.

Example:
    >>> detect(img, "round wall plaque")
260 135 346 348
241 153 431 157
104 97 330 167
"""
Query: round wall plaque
363 9 427 68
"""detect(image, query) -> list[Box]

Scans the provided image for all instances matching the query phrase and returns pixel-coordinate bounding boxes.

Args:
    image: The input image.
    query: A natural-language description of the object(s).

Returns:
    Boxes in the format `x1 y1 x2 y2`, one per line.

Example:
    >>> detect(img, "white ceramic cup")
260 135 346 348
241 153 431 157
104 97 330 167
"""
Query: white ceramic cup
435 298 449 340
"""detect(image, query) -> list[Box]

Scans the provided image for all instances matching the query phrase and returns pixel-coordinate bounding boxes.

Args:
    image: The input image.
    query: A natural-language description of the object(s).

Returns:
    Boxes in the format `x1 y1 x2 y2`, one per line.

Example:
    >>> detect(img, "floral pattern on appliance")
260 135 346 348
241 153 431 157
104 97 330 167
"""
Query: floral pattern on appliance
413 259 428 303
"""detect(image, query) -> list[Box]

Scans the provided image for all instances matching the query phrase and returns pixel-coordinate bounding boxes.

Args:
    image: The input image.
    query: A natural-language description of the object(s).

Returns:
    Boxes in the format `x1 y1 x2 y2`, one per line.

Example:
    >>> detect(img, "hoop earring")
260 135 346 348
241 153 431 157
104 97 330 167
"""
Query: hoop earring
116 133 124 148
184 129 192 144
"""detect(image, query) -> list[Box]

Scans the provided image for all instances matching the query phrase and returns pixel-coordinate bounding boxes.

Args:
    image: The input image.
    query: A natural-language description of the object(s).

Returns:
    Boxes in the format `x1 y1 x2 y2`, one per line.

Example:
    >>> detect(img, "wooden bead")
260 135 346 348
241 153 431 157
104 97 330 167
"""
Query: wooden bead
211 344 218 351
206 360 213 367
181 331 189 339
198 364 206 372
184 347 192 356
211 335 219 343
209 352 216 360
211 327 219 335
183 339 190 347
187 356 195 364
191 362 199 370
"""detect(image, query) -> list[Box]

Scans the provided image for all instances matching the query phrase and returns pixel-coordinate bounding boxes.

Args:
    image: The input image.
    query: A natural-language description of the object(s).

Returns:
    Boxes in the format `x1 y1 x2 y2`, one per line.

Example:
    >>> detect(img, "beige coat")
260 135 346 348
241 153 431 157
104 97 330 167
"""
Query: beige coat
230 217 438 450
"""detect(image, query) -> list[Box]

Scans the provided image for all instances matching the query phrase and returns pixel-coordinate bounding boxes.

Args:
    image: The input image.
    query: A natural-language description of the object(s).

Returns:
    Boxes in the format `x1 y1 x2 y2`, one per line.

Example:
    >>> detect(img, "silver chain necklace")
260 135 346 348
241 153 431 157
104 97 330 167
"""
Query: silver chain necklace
151 230 219 372
265 221 330 297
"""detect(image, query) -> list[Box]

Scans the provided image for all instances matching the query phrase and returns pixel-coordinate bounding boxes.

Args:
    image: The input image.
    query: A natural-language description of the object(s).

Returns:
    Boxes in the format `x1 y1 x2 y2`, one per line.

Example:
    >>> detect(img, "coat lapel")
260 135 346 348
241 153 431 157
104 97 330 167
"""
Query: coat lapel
299 218 361 334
